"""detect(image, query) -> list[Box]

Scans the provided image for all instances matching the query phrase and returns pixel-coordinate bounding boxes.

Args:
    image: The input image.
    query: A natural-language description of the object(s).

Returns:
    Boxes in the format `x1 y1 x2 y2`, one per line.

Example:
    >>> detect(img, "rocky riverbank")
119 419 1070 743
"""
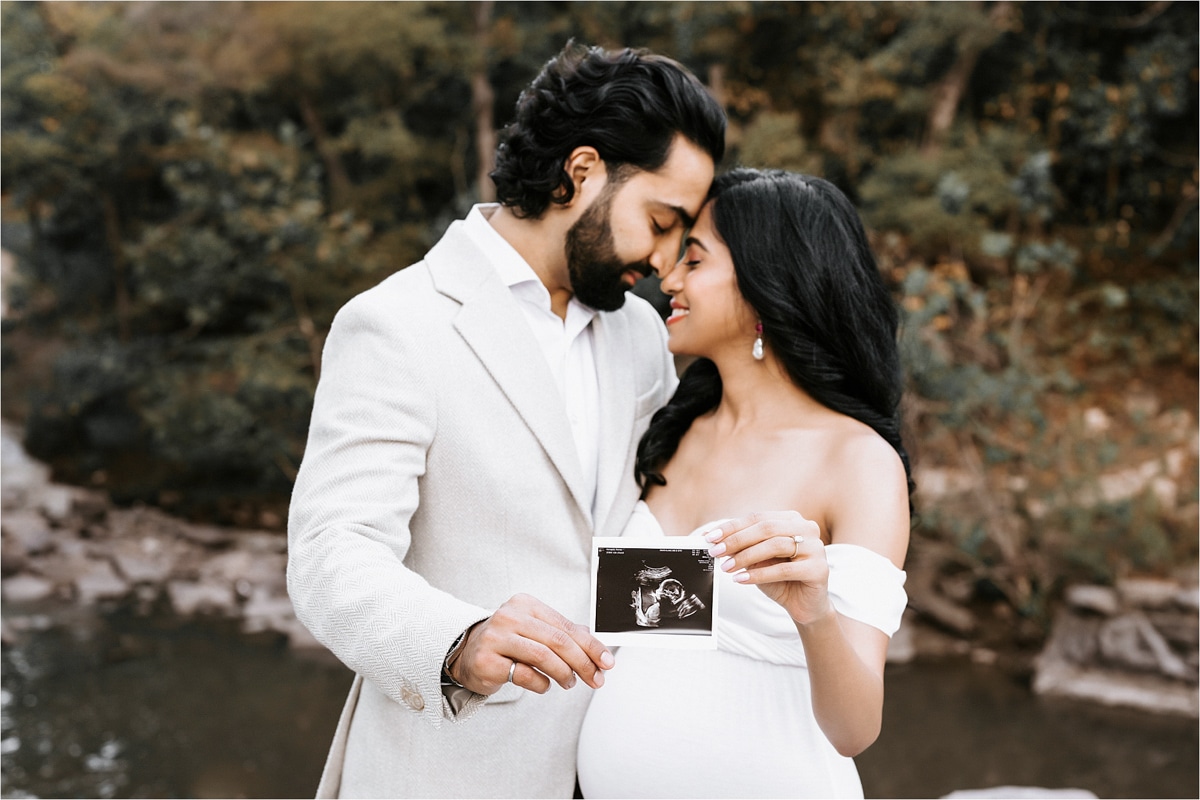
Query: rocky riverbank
2 419 1197 719
1 421 316 651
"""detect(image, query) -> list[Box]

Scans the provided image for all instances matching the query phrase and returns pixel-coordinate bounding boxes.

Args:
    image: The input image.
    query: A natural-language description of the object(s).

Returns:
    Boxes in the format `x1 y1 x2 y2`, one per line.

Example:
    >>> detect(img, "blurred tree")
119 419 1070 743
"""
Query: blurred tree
1 1 1196 612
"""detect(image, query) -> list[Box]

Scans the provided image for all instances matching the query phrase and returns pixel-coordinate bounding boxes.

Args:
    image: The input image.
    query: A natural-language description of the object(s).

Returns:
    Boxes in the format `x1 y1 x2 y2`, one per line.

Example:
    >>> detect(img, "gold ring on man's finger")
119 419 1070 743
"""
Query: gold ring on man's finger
507 660 518 685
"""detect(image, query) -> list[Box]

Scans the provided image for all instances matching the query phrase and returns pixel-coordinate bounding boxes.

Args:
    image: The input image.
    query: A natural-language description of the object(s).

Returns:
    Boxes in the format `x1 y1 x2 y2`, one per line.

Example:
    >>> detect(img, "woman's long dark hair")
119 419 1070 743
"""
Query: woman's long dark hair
635 168 915 506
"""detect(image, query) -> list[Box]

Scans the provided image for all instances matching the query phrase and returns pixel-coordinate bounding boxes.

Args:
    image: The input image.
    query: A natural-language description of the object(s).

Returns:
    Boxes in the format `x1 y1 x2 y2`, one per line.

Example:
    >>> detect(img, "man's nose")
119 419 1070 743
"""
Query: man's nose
650 233 683 275
658 260 682 293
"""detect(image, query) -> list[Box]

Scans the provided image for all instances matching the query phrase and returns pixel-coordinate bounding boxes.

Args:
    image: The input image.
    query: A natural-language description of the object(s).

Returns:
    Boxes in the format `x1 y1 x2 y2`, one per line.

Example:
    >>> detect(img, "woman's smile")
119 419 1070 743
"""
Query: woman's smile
666 300 690 325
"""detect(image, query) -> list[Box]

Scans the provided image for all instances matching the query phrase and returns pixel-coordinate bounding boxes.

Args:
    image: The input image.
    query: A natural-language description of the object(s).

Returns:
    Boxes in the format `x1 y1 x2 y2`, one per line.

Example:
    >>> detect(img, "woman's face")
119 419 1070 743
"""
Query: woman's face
657 201 758 359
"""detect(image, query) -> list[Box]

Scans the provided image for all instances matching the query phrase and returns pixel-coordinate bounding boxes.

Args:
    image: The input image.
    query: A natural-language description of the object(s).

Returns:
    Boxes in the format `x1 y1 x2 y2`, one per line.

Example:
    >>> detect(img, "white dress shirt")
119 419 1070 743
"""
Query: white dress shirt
463 204 600 521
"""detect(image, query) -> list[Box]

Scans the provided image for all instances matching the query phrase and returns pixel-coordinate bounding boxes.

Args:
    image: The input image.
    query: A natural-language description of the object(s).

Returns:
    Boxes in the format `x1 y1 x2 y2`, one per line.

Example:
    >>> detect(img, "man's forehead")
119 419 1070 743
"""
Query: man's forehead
633 174 711 224
644 161 714 220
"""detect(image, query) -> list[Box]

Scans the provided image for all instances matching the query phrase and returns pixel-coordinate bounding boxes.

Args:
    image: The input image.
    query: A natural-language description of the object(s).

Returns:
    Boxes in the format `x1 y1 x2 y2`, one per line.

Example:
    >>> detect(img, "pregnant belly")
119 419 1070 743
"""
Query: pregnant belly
576 647 862 799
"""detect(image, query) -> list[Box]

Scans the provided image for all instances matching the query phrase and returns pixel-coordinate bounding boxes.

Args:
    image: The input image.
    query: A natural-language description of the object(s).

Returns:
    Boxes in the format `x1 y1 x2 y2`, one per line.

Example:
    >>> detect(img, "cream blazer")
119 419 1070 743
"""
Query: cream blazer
287 219 676 798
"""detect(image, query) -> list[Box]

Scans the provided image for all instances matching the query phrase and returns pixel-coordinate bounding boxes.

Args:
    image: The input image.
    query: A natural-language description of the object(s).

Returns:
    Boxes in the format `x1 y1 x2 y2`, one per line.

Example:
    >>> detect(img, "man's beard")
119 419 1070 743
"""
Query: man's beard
564 186 649 312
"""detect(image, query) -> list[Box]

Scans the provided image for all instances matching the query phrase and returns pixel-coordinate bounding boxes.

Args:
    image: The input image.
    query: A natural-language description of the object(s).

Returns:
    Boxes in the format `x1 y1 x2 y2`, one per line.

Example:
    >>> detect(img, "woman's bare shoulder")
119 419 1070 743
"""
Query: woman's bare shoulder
802 417 910 565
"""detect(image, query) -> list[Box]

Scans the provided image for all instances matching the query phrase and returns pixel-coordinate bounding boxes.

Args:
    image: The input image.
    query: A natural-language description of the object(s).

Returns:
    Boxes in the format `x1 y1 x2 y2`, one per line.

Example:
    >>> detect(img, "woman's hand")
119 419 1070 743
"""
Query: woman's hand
704 511 831 626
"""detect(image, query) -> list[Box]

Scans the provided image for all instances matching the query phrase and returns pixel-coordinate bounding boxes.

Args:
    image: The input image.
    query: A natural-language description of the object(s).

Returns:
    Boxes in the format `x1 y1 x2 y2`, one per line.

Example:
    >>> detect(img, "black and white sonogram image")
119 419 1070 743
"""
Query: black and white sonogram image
590 539 717 647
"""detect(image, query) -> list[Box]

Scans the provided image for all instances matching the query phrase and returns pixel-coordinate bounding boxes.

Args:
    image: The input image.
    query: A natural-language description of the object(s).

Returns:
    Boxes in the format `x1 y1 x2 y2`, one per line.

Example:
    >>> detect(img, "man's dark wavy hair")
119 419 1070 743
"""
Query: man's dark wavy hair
490 42 726 219
635 169 915 508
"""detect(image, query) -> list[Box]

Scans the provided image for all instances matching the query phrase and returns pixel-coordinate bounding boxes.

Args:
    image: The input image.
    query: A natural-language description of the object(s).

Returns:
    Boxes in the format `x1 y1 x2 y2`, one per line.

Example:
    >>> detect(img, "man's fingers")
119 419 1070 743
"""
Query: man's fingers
487 594 612 690
524 599 614 680
517 617 609 690
508 660 552 694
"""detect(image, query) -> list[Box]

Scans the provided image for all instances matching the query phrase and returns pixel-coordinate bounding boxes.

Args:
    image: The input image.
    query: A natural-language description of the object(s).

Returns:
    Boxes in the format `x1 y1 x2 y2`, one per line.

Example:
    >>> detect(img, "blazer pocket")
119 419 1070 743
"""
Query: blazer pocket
634 383 664 420
483 681 525 705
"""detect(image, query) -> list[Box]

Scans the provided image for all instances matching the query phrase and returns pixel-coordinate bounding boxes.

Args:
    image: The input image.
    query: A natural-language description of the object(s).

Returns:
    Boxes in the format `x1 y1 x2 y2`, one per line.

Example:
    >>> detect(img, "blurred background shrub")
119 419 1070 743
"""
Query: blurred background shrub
2 0 1196 631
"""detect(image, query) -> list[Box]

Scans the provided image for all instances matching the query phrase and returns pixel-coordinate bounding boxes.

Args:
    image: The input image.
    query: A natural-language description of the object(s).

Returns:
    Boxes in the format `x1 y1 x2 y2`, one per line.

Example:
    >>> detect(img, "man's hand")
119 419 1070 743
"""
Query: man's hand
447 593 615 695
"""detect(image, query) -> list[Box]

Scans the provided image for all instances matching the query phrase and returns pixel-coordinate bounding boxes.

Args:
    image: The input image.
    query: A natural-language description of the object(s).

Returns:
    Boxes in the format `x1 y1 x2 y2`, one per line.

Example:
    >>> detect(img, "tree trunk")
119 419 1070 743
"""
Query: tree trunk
101 194 131 342
922 1 1014 157
471 0 496 203
299 93 353 212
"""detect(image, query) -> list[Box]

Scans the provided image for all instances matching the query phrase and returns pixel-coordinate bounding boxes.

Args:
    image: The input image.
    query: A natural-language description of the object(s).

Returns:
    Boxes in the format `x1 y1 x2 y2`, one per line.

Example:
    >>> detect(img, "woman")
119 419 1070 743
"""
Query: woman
577 169 912 798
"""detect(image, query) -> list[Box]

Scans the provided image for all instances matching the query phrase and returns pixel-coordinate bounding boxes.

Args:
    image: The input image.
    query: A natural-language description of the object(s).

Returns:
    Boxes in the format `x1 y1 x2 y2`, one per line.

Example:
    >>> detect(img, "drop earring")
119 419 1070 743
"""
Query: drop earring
752 322 764 361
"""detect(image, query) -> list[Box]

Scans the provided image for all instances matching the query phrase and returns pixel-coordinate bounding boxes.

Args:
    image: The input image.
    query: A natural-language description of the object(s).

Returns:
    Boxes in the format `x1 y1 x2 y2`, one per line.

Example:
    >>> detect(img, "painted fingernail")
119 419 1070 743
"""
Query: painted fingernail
708 542 726 556
593 670 605 688
703 529 722 543
600 651 615 669
733 571 750 583
721 557 738 572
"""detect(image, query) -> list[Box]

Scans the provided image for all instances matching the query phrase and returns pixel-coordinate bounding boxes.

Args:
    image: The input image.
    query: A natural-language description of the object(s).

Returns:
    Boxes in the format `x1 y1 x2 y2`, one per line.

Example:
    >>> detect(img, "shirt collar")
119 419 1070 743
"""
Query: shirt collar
463 204 598 323
464 204 542 291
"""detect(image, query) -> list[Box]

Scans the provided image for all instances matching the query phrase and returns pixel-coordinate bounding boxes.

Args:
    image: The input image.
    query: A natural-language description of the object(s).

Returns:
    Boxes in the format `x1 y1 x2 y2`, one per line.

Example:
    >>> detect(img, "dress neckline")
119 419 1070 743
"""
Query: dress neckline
635 499 730 539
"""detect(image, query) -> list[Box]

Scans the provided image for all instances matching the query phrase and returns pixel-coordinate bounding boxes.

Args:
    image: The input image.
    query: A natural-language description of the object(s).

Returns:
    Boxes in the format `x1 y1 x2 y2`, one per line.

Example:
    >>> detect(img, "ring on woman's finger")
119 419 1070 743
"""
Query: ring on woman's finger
507 660 518 685
791 535 805 559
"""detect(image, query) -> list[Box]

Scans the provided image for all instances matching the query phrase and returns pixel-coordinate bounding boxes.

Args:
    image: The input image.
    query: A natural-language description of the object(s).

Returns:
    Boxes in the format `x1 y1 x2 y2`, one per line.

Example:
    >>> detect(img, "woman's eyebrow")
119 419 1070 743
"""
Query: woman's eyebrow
683 235 709 252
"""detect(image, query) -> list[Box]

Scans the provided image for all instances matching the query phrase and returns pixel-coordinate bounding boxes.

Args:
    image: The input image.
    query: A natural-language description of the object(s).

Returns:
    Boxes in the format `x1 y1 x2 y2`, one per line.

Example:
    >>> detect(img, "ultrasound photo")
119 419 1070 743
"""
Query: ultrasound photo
590 537 718 648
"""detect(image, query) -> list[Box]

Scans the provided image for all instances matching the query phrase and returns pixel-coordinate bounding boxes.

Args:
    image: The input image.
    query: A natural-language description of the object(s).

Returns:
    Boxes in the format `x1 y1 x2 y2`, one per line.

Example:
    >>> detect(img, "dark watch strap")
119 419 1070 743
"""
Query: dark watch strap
440 629 469 688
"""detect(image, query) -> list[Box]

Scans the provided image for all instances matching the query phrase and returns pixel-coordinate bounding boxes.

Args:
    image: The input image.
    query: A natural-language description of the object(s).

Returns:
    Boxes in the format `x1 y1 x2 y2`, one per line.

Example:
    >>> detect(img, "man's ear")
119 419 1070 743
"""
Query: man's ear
558 146 607 206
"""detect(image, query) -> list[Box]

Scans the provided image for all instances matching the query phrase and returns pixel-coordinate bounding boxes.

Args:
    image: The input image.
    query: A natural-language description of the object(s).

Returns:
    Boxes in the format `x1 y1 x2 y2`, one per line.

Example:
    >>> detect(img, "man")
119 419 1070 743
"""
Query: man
287 43 725 798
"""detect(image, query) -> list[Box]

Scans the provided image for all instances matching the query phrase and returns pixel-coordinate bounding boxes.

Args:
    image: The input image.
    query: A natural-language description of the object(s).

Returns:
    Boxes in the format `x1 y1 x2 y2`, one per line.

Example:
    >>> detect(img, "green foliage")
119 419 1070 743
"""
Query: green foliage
1 1 1196 606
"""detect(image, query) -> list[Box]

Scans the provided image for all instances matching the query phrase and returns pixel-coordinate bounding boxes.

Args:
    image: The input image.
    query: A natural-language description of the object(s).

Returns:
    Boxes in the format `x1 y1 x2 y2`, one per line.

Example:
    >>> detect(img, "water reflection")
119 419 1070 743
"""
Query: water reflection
858 660 1198 799
2 602 1197 799
2 602 350 798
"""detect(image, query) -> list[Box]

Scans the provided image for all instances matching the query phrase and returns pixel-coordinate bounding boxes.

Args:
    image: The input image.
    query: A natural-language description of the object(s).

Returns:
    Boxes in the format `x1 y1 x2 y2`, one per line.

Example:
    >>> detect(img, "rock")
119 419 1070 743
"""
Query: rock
166 580 237 616
37 485 75 524
0 422 52 505
1083 406 1111 433
943 787 1097 799
1033 653 1199 717
178 523 235 548
108 506 194 547
1150 476 1177 509
970 647 999 665
2 574 55 603
1097 614 1164 673
1147 610 1200 648
242 589 295 624
237 531 287 554
1124 390 1160 420
111 548 174 585
1036 608 1199 717
71 490 109 524
108 535 181 584
1064 585 1120 616
1 535 28 576
1117 577 1180 609
1 510 55 555
906 574 976 636
1174 584 1199 612
913 467 977 500
1163 446 1190 476
200 549 287 595
1046 610 1100 663
74 559 130 605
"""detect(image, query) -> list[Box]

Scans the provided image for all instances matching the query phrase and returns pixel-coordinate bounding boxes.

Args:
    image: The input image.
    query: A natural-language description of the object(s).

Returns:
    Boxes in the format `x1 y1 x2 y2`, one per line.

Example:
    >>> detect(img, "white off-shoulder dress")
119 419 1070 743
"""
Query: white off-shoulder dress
577 501 907 799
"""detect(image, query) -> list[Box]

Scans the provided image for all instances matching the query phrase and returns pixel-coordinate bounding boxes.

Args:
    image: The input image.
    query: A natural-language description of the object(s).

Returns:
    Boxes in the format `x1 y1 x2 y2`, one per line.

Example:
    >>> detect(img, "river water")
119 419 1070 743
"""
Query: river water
1 601 1196 799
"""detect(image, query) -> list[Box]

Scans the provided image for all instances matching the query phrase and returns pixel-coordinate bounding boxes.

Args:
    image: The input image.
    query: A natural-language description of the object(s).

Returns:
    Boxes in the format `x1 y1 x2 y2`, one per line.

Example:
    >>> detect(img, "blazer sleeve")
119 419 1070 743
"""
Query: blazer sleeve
287 288 492 726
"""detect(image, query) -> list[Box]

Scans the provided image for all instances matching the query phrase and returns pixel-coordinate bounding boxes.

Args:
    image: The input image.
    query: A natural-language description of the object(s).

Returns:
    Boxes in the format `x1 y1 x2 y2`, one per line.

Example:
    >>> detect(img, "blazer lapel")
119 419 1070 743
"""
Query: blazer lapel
426 223 592 523
590 310 637 538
